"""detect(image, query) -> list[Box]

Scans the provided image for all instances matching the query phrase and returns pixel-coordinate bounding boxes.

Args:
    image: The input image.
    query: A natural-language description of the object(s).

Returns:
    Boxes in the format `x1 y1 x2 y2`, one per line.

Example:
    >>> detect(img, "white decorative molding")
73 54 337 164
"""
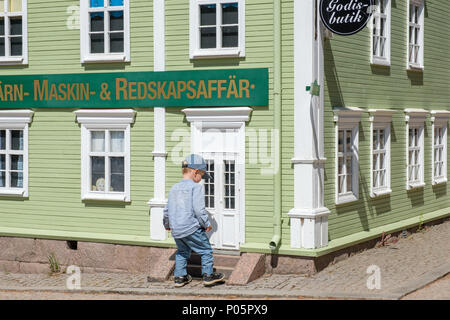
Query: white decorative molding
0 110 34 124
74 109 136 125
404 108 428 124
430 110 450 124
182 107 252 123
368 109 395 123
333 106 364 123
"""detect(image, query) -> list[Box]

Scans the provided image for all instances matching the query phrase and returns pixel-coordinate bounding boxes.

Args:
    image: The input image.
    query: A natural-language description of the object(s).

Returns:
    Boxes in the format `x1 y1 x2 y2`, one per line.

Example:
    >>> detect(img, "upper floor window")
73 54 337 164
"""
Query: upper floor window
0 110 33 197
407 0 424 70
431 111 449 185
80 0 130 63
190 0 245 59
371 0 390 66
0 0 27 65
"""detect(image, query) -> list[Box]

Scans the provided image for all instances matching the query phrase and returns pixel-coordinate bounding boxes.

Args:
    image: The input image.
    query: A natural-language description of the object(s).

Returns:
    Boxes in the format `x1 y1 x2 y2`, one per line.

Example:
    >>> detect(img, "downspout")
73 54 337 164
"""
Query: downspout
269 0 282 250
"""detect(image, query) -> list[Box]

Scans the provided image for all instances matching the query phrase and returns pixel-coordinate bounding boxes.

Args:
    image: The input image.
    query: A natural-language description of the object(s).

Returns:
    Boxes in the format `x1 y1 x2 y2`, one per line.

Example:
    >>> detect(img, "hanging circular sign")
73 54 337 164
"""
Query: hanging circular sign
319 0 374 36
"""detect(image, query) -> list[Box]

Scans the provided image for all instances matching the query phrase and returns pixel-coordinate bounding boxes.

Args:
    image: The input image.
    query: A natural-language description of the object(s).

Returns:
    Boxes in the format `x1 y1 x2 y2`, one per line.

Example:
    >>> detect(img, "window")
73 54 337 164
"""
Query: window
0 0 27 64
369 110 393 197
190 0 245 59
405 109 427 190
407 0 424 69
431 111 449 185
80 0 130 63
0 110 33 197
74 109 135 201
371 0 390 66
333 107 363 204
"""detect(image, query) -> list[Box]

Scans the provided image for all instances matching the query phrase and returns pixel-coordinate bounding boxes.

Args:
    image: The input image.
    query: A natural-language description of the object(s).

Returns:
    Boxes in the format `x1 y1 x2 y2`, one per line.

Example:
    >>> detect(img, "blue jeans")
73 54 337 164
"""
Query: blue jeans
174 228 214 277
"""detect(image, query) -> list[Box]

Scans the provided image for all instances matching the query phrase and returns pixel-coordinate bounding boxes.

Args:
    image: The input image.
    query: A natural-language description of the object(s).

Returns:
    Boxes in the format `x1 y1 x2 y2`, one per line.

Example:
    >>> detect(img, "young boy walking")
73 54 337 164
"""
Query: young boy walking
163 154 225 287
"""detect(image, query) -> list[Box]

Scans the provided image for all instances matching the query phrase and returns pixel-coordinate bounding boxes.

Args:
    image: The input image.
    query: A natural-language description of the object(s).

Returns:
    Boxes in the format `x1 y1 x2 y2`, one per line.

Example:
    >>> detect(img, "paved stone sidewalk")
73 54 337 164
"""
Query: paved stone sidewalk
0 219 449 300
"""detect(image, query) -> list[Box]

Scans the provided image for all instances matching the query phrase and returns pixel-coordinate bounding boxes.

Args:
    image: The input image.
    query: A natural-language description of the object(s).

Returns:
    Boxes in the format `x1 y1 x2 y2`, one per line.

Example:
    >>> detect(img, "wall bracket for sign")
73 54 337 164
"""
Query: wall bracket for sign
306 80 320 97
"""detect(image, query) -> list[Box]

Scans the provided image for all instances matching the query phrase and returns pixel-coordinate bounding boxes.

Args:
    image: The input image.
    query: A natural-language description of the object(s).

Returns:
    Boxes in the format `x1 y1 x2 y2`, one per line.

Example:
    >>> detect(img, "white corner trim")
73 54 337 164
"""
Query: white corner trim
74 109 136 124
0 110 34 124
288 207 330 219
182 107 253 123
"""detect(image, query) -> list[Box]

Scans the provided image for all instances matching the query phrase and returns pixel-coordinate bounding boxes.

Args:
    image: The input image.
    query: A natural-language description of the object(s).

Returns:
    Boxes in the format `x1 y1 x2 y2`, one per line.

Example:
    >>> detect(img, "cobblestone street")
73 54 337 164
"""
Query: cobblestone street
0 219 448 300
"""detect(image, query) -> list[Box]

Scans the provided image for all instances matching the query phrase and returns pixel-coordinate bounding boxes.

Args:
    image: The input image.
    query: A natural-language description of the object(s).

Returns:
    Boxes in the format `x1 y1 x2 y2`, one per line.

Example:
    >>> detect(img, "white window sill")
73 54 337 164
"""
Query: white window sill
190 48 242 59
370 188 392 198
336 193 358 205
407 64 424 72
432 177 447 186
371 58 390 67
0 57 26 65
82 193 129 202
407 182 425 190
82 54 128 64
0 189 27 197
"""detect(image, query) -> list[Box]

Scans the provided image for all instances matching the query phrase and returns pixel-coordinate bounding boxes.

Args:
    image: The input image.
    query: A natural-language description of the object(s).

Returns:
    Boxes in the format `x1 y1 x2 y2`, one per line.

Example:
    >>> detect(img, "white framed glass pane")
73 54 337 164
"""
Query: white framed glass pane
200 27 216 49
0 154 4 170
90 0 104 8
91 131 105 152
90 12 104 32
91 156 105 191
346 157 352 175
10 154 23 170
200 4 216 26
346 174 352 192
373 171 378 188
373 154 378 171
10 130 23 150
109 11 123 31
10 16 22 35
110 0 123 6
0 171 4 187
0 1 4 13
8 0 21 12
109 32 124 53
0 37 4 57
110 156 124 192
222 26 238 48
346 131 352 152
338 175 344 193
90 33 105 54
0 130 5 150
110 131 124 152
10 35 22 56
11 171 22 188
222 3 238 24
338 131 344 153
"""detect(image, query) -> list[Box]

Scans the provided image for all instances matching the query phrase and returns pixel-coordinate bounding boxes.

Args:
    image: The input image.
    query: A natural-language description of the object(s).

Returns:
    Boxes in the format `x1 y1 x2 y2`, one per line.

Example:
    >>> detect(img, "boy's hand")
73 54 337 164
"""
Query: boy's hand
205 226 212 232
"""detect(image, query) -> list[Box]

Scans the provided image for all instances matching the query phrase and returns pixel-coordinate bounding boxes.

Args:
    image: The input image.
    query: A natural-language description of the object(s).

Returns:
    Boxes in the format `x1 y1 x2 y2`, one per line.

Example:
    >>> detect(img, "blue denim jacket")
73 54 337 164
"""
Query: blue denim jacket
163 179 211 239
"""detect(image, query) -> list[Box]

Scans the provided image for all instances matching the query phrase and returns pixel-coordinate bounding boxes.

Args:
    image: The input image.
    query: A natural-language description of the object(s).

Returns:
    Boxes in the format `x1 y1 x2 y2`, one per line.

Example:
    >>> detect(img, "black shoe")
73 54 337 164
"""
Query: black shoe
174 274 192 287
203 272 225 287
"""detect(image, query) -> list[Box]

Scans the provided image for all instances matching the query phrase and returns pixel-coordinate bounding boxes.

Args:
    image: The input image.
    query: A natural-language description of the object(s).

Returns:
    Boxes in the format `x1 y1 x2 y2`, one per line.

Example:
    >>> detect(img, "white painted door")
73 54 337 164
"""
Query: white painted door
202 152 240 250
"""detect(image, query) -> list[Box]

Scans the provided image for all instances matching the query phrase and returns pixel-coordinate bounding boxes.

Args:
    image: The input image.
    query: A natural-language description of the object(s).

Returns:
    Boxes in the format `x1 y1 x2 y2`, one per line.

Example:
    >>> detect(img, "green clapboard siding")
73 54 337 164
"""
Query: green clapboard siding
322 0 450 241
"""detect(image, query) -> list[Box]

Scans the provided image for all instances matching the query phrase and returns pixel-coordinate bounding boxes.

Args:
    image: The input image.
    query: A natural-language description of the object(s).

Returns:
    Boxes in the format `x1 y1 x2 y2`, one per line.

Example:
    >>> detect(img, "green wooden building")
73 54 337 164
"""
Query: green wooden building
0 0 449 269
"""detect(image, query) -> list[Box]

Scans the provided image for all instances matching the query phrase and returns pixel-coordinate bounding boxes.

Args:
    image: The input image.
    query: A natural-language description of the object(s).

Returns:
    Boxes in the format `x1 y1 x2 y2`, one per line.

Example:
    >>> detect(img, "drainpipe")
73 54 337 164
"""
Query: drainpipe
269 0 282 250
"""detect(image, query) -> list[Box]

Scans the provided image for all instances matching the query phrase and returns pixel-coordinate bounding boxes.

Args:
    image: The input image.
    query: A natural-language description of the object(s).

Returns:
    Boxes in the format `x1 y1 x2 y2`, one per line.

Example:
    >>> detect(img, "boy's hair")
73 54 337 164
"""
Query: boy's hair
182 167 195 175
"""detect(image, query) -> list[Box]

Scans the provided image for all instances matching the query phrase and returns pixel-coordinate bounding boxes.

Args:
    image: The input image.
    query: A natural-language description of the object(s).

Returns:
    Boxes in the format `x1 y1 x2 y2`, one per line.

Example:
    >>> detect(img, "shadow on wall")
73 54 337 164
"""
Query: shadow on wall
323 39 345 108
407 187 425 208
432 183 447 200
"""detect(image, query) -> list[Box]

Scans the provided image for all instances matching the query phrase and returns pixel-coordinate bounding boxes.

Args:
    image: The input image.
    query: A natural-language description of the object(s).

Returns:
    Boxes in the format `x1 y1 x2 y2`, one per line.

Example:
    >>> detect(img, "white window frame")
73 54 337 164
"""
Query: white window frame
431 110 450 185
369 109 394 197
74 109 135 202
189 0 245 59
405 109 427 190
0 110 33 197
0 0 28 65
370 0 391 66
80 0 130 63
333 107 363 205
407 0 424 70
